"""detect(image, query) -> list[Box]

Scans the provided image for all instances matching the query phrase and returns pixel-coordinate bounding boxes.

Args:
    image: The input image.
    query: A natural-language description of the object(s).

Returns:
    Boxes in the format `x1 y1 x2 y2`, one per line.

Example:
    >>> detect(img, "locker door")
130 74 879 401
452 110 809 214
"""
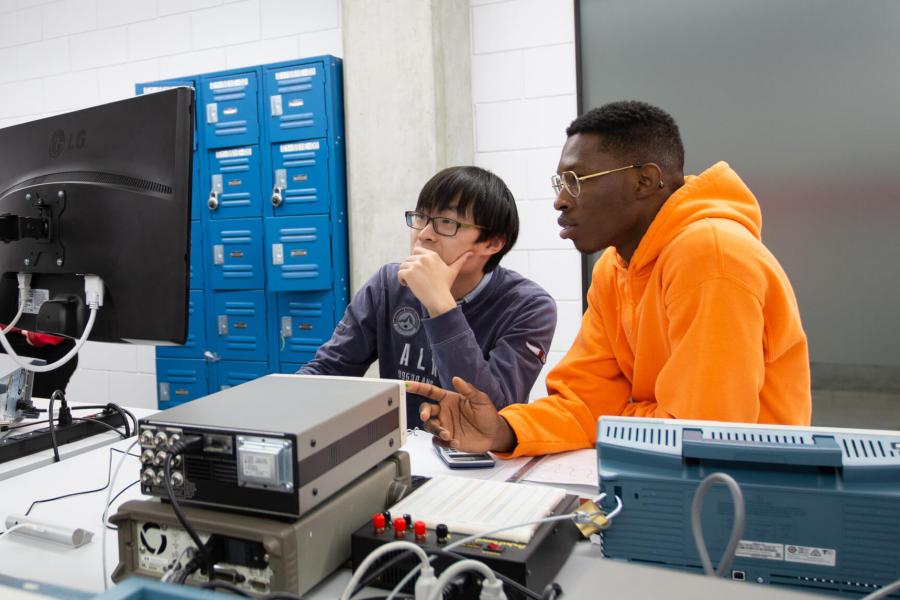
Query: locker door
157 289 206 359
211 290 268 362
265 216 331 291
269 140 330 217
191 150 201 221
202 72 259 149
205 146 263 220
276 291 334 364
189 220 203 289
156 358 209 408
216 361 270 391
264 62 326 143
207 218 265 290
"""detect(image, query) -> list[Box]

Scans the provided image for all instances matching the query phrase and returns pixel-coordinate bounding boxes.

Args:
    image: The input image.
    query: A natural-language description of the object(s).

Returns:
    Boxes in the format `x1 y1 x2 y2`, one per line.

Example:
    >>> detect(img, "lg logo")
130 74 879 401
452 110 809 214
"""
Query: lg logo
49 129 87 158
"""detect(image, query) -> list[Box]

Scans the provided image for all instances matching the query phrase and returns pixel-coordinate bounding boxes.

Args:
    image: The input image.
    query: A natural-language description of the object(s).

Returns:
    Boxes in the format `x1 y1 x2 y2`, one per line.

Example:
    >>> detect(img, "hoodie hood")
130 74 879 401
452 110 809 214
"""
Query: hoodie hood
628 162 762 272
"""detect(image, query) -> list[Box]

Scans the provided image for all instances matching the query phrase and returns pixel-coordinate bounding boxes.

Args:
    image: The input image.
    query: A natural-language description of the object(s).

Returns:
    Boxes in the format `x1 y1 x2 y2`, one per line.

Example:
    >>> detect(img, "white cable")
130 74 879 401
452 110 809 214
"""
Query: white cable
691 472 745 577
101 439 139 590
0 523 29 540
387 507 608 600
861 578 900 600
0 307 97 372
426 559 502 600
0 274 31 334
340 540 430 600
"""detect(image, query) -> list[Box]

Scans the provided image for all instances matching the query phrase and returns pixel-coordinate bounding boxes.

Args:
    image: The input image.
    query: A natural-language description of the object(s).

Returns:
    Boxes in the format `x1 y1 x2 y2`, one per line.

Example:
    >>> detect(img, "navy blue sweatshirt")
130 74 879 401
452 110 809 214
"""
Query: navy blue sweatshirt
299 264 557 428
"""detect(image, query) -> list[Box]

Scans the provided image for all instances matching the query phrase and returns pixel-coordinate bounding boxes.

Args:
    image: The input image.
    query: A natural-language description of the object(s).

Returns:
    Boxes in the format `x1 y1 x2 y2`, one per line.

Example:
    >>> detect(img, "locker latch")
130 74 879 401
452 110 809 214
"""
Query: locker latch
217 315 228 335
213 244 224 265
206 102 218 124
208 174 223 210
272 169 287 207
158 382 170 402
270 94 283 117
281 316 292 337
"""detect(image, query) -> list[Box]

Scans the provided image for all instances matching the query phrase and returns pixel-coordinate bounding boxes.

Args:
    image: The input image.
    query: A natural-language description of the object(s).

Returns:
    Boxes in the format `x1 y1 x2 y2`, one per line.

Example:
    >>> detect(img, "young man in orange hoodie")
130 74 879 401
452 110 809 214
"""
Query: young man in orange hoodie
412 100 811 457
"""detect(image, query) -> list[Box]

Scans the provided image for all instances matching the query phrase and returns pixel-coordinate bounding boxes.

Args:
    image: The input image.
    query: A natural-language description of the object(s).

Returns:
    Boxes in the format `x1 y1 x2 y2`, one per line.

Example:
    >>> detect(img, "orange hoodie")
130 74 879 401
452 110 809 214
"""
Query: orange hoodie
499 162 811 457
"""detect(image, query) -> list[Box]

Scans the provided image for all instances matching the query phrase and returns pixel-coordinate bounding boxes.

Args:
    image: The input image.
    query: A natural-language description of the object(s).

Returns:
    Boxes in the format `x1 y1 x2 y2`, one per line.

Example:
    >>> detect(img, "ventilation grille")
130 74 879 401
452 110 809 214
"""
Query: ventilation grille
603 424 678 447
840 437 896 460
1 170 172 198
769 573 897 596
184 456 237 484
705 430 813 445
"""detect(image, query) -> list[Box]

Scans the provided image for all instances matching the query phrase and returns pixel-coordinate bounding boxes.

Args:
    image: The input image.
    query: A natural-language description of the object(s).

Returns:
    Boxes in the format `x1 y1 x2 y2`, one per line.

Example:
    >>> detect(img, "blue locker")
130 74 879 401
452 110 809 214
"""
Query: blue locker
207 218 265 290
201 71 259 149
210 290 269 362
268 139 330 217
205 146 263 220
264 62 327 142
275 291 334 364
279 363 302 374
156 358 209 408
157 289 206 359
216 360 271 390
264 215 331 292
190 220 203 288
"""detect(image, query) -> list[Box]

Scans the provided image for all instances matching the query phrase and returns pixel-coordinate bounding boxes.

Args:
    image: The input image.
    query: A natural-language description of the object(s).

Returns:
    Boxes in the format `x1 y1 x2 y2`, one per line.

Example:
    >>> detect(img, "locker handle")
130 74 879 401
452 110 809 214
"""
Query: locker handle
208 191 219 210
203 350 221 363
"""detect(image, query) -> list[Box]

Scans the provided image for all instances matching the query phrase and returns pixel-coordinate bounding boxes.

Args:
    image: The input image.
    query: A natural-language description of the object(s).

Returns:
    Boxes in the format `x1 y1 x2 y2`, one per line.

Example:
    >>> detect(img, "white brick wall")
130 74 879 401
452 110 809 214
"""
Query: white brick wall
0 0 345 409
469 0 580 400
0 0 580 408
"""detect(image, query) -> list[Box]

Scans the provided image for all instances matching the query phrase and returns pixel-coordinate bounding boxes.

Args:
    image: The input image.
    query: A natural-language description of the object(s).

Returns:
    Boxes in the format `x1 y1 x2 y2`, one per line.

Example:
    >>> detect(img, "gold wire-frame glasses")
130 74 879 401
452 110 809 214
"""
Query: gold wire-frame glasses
550 164 641 198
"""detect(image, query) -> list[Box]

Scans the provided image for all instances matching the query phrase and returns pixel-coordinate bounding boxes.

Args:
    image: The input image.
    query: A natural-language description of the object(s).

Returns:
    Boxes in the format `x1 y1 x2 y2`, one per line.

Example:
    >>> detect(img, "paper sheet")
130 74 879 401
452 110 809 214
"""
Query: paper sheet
520 449 599 489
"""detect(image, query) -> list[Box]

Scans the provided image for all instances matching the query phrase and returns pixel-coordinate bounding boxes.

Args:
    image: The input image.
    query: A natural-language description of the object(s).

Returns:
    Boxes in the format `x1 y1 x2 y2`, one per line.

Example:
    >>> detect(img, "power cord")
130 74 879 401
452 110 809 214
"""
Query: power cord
690 472 745 577
341 541 434 600
0 273 103 373
164 436 208 573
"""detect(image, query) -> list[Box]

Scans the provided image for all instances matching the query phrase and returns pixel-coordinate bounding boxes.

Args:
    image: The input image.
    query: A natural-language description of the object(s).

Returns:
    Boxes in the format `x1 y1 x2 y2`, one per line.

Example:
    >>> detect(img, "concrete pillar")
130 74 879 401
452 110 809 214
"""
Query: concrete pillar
342 0 473 290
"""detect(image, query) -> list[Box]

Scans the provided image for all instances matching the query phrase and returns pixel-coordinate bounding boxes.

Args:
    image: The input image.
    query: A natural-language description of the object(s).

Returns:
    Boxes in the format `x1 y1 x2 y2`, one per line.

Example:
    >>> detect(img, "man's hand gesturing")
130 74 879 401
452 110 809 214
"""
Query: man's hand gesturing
412 377 516 454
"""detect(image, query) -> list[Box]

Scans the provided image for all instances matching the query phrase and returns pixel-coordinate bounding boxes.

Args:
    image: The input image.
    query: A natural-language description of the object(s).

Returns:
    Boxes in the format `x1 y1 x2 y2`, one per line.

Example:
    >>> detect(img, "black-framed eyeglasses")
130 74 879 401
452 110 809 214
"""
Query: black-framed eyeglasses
405 211 486 237
550 164 641 198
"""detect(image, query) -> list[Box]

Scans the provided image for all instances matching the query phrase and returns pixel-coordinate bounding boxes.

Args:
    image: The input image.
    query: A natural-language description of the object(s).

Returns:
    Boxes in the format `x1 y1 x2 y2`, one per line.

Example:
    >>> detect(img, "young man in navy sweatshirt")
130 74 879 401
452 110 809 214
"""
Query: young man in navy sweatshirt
299 166 557 427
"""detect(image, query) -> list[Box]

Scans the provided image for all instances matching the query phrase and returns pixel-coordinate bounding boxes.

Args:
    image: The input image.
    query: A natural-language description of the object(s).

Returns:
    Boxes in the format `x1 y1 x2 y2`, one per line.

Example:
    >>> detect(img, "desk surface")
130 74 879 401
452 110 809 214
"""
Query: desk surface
0 424 820 599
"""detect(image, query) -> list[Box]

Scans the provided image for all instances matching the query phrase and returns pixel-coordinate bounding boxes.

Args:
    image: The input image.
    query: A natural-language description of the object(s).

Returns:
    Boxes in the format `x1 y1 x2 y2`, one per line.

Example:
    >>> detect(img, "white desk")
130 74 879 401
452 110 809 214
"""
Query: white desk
0 425 821 599
0 400 155 482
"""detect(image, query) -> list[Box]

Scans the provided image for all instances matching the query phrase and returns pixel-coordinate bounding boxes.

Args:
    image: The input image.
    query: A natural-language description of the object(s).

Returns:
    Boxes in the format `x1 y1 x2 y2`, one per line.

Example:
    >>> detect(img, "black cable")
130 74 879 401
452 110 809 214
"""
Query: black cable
0 418 51 432
48 391 61 462
105 402 132 438
165 437 208 572
199 580 252 596
23 447 139 516
70 417 127 439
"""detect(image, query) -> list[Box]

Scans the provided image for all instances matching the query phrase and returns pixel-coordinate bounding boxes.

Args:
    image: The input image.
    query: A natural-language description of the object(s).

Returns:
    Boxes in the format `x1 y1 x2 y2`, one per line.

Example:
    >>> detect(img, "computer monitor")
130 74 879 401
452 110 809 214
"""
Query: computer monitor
0 88 194 345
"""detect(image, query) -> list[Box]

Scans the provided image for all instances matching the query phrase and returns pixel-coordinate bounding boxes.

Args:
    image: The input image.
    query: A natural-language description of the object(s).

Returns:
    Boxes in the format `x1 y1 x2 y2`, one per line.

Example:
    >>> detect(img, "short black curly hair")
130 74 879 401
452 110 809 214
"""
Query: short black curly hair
415 166 518 273
566 100 684 172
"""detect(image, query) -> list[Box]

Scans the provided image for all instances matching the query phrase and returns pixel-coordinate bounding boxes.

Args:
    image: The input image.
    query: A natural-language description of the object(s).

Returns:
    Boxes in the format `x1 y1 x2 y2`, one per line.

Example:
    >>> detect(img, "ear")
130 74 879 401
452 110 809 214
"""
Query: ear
477 235 505 257
634 163 664 199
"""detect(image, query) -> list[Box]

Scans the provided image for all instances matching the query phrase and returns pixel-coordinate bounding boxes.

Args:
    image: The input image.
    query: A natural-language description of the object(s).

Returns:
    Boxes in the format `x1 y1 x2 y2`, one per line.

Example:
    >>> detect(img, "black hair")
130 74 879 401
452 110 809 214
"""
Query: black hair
566 100 685 172
415 166 518 273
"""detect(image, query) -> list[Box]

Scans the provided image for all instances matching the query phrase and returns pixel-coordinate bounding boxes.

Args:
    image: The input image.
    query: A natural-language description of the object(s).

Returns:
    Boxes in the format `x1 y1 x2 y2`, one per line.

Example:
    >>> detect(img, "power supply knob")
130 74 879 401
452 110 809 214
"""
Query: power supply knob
141 469 155 485
171 472 184 488
140 449 155 464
